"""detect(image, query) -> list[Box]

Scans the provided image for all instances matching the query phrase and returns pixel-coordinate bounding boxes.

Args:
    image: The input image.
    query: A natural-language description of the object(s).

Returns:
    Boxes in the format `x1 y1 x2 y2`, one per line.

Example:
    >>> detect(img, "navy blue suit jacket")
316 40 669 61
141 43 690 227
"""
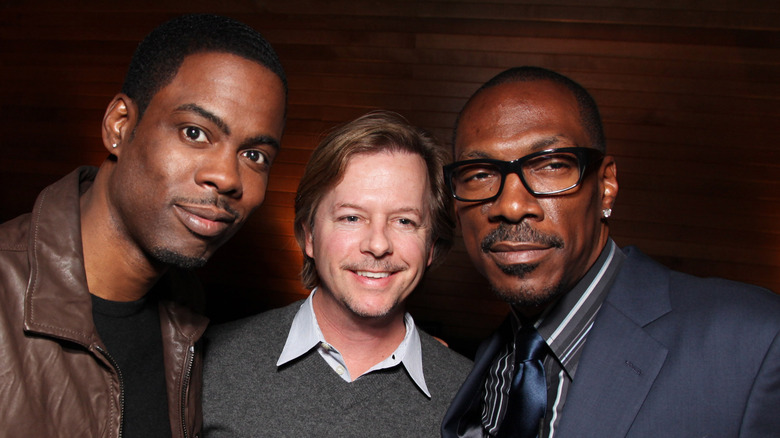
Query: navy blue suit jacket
442 246 780 437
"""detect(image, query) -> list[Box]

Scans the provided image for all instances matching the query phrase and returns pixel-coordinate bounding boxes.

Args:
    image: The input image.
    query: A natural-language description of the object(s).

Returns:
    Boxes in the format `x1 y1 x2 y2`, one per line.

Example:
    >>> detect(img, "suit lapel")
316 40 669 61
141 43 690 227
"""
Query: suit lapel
442 318 510 437
555 304 668 436
556 247 673 437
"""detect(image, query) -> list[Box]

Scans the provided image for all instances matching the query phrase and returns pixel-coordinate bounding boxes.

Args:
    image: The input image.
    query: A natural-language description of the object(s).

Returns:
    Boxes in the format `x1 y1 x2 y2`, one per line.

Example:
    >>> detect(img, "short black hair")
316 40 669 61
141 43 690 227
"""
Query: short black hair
454 66 605 152
122 14 287 118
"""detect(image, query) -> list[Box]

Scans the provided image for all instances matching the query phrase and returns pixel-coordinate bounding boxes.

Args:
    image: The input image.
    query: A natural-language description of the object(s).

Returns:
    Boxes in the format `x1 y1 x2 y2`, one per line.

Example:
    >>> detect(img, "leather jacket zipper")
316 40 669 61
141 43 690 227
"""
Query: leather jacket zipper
96 345 125 438
180 344 195 438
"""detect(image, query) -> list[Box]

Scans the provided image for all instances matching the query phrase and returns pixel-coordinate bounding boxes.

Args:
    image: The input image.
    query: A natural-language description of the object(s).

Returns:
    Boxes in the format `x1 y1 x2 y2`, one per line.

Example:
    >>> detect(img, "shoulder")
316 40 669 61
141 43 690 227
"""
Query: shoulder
417 329 474 404
610 246 780 351
666 271 780 338
418 329 473 379
204 300 303 356
0 214 33 320
0 213 31 252
618 246 779 318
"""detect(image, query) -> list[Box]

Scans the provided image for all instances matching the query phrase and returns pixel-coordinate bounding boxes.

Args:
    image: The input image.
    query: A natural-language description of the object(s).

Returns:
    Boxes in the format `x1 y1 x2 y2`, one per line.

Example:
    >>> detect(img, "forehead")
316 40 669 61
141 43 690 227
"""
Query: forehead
171 51 282 87
147 51 286 125
455 80 587 160
341 150 427 189
322 150 429 208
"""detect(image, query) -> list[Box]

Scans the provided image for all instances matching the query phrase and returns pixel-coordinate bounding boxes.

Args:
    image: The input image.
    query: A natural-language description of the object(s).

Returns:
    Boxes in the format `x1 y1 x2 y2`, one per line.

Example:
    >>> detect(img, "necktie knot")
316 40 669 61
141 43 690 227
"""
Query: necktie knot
515 324 546 362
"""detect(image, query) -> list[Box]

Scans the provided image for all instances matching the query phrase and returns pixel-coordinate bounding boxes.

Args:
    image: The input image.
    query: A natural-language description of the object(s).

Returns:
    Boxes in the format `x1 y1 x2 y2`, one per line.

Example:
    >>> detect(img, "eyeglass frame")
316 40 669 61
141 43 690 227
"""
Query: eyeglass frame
443 147 605 202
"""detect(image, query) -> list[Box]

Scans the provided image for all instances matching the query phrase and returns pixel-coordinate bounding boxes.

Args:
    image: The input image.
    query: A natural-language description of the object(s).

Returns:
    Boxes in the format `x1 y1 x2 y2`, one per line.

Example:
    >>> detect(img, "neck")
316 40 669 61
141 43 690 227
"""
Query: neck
312 289 407 380
80 165 165 302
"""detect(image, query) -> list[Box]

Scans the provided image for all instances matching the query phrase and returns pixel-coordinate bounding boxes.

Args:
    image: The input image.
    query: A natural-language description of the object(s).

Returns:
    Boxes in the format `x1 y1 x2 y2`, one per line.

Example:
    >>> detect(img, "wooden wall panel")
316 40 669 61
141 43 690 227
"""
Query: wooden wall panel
1 0 778 355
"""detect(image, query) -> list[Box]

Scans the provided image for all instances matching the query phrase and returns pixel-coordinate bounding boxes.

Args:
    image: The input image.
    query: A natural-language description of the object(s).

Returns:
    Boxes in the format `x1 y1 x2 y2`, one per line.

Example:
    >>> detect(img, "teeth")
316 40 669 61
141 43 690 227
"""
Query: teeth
356 271 390 279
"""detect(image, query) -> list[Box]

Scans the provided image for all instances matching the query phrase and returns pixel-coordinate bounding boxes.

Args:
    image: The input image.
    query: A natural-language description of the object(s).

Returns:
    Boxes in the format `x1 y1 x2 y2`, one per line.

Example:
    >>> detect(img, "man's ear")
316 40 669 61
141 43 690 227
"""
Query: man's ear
101 93 138 156
303 223 315 260
599 155 618 212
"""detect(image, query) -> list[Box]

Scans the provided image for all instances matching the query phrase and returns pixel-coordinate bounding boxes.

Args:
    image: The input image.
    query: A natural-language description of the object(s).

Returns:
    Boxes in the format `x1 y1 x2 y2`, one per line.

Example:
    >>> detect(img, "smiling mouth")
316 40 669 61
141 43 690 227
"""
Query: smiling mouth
355 271 391 279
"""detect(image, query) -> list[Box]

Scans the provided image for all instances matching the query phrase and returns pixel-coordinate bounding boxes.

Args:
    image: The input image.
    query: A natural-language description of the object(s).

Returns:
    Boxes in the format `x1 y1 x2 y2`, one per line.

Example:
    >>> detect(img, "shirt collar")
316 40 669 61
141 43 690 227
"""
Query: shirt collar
277 290 323 366
366 312 430 397
277 289 431 397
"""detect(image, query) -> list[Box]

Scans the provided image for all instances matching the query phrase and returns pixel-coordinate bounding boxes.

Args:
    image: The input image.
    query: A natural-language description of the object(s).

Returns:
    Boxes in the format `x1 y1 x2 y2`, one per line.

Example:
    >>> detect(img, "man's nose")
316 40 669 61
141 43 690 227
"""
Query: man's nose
361 221 393 258
195 149 243 198
487 173 544 223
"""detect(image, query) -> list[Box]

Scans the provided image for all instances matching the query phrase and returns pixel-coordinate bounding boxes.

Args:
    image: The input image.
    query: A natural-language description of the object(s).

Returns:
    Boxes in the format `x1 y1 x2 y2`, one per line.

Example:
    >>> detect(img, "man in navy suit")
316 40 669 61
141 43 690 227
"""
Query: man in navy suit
441 66 780 437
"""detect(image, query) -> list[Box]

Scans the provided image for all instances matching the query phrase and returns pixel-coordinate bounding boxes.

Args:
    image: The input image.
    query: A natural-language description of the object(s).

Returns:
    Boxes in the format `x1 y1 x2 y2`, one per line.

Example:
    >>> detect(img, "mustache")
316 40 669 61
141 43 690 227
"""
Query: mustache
342 260 407 273
480 222 564 253
172 196 240 219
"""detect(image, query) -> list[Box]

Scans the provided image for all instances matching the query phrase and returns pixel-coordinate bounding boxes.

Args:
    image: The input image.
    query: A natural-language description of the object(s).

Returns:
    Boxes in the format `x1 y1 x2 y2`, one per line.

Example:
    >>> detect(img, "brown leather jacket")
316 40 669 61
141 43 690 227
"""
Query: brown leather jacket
0 167 208 438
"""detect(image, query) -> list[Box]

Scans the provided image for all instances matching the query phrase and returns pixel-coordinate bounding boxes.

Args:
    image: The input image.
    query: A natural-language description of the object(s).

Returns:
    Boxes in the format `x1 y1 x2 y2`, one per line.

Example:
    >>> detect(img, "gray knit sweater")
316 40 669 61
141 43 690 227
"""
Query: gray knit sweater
203 300 473 437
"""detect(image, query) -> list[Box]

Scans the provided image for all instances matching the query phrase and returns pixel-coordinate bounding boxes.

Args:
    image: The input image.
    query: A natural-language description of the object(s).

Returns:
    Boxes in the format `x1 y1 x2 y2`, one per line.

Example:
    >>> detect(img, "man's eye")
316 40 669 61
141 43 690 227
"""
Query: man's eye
243 150 267 164
458 166 499 184
183 126 207 142
398 218 416 226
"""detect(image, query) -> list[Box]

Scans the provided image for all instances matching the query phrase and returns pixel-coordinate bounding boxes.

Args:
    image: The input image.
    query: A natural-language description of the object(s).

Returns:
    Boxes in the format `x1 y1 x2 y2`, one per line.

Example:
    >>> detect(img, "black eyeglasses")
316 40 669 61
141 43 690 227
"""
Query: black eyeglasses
443 147 604 202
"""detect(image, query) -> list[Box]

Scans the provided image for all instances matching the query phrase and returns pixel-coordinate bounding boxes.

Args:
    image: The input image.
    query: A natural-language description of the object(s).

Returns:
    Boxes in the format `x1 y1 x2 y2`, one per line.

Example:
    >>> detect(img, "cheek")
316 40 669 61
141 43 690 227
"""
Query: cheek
456 203 482 229
539 197 583 230
241 171 270 211
313 228 354 260
541 199 601 260
130 143 188 189
115 151 167 202
403 235 431 264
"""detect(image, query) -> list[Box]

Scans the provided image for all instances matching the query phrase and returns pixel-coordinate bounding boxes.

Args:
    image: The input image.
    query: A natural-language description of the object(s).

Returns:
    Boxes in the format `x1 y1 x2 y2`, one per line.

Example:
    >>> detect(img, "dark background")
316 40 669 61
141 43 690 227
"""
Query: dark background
2 0 778 356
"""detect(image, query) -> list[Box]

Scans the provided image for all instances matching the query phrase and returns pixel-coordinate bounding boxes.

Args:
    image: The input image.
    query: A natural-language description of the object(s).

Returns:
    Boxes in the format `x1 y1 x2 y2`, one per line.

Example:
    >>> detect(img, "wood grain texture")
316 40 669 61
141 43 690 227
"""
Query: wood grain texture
1 0 778 355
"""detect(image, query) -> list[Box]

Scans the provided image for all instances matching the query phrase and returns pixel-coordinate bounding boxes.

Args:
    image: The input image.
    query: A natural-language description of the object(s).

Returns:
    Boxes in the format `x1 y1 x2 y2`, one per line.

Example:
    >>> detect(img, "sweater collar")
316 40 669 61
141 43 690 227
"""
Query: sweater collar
278 290 431 397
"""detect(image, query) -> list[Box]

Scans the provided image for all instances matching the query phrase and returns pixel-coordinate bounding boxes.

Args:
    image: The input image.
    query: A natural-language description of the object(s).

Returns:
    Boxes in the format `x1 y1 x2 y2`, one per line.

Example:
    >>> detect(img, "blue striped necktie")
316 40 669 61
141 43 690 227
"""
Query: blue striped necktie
497 323 547 438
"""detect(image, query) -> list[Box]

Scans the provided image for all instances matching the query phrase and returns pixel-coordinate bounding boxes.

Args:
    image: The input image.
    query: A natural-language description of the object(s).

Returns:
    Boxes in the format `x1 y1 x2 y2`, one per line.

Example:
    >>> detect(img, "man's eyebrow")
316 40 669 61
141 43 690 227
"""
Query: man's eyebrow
461 150 491 160
460 136 563 160
334 204 424 217
242 135 281 151
175 103 230 136
334 202 364 212
531 136 563 151
176 103 280 150
394 206 425 217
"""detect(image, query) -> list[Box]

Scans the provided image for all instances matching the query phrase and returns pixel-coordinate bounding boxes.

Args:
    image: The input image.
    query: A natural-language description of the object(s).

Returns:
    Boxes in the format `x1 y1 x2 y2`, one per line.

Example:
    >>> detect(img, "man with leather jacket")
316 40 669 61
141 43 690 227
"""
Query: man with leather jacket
0 14 287 438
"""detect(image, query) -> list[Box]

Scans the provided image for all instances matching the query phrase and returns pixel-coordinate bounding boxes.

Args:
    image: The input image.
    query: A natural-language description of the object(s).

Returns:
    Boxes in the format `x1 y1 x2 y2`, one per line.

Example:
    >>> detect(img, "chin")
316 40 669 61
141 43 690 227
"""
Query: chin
344 298 399 319
150 247 209 270
490 278 566 309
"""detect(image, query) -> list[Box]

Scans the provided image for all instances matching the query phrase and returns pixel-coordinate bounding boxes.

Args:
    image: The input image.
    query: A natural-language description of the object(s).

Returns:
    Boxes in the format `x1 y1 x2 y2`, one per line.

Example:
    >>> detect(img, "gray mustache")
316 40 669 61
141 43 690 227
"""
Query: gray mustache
481 223 564 253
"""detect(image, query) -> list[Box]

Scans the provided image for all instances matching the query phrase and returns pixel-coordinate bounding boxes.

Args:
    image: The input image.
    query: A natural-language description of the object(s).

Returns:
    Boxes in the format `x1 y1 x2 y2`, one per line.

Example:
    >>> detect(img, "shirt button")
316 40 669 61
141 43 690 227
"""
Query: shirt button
335 365 345 375
321 342 330 351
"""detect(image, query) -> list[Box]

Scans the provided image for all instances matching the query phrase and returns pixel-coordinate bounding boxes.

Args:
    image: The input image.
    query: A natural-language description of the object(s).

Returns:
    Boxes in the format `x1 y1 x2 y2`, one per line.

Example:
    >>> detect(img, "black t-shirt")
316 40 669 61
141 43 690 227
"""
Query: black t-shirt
92 294 171 437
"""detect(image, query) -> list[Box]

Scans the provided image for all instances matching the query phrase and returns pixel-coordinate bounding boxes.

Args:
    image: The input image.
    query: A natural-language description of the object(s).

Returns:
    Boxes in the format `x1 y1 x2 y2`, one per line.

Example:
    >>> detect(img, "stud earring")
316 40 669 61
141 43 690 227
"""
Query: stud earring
112 143 118 148
602 208 612 219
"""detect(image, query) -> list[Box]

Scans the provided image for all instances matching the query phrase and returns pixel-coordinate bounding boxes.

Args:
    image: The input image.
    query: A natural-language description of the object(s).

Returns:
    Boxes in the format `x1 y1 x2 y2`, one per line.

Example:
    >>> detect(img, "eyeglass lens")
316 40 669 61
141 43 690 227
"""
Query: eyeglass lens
450 151 583 200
